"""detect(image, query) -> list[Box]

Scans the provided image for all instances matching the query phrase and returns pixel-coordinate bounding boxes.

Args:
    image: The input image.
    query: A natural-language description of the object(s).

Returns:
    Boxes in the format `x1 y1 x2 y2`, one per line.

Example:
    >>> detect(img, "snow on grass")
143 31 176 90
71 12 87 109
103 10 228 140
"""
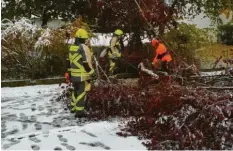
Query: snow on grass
1 84 146 150
3 121 146 150
1 84 62 98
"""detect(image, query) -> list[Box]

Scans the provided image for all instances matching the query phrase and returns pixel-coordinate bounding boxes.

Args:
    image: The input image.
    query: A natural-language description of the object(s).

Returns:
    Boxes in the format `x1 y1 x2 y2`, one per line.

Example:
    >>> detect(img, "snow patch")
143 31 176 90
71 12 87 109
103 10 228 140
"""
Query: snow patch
1 84 146 150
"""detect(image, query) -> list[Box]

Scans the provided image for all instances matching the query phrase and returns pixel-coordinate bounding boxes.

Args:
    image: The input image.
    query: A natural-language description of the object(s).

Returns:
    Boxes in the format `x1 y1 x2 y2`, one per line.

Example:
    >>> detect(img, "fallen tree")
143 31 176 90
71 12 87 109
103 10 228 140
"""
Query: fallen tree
58 76 233 150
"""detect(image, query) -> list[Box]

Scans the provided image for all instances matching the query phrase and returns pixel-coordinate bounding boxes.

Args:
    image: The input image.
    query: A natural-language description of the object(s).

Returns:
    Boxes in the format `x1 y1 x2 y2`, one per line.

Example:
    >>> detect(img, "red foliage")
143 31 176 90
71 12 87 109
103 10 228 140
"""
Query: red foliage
59 74 233 150
94 0 177 32
123 48 144 64
86 79 233 150
139 0 177 25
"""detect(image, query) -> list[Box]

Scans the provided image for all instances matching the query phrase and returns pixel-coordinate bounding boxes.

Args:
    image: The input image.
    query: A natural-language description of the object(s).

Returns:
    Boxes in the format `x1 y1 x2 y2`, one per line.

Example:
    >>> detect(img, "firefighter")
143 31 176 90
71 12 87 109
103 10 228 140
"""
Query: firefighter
108 29 124 74
99 29 124 74
151 39 172 74
65 28 95 118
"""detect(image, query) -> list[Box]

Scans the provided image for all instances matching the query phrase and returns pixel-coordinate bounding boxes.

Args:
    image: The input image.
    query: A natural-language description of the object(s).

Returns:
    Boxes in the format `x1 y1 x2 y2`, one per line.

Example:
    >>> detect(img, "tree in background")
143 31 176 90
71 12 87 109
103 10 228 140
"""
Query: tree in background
1 0 90 27
218 23 233 45
2 0 232 30
93 0 232 32
169 0 233 24
93 0 177 34
162 23 214 65
1 0 232 77
1 16 93 80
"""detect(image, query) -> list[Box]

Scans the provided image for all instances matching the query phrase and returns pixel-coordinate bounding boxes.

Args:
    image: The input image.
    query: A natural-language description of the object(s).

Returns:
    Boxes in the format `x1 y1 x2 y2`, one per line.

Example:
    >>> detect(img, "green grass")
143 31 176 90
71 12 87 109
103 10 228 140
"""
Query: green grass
196 43 233 68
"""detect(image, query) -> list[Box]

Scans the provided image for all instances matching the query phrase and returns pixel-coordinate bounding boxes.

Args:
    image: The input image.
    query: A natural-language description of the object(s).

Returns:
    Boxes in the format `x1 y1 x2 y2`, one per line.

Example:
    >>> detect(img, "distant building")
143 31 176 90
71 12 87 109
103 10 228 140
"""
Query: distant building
31 17 68 29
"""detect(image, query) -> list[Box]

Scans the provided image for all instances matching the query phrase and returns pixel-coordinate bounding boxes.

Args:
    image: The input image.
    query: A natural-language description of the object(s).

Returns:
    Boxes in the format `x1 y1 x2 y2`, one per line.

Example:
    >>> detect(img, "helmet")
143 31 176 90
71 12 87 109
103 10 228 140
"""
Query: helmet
75 28 89 39
151 39 159 47
114 29 123 36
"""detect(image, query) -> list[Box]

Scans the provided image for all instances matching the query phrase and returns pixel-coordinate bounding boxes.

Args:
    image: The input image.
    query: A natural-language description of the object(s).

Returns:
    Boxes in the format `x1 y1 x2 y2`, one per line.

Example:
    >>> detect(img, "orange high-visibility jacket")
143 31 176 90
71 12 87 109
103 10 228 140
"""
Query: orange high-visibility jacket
153 43 172 68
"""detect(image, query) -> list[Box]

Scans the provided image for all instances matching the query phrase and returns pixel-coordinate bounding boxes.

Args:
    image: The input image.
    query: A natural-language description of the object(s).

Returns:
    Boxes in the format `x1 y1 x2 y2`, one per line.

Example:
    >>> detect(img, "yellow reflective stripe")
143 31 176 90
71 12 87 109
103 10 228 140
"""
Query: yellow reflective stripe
69 53 78 62
72 56 85 70
109 61 115 72
69 45 80 52
70 68 85 72
71 72 90 77
108 50 121 58
71 106 84 111
71 73 82 77
72 91 86 105
88 69 94 75
69 53 81 62
108 51 112 56
69 53 85 71
110 61 115 67
85 81 91 91
81 76 91 81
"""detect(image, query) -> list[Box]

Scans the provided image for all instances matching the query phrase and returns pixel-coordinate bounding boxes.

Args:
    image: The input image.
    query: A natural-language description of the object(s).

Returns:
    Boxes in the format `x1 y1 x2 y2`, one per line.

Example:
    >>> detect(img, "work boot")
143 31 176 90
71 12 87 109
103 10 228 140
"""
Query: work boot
74 110 89 118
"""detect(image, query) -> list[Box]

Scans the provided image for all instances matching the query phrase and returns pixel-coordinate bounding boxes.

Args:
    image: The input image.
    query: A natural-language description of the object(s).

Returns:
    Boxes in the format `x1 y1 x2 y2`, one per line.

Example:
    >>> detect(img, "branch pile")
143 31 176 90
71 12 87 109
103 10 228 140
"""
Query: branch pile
85 79 233 150
58 77 233 150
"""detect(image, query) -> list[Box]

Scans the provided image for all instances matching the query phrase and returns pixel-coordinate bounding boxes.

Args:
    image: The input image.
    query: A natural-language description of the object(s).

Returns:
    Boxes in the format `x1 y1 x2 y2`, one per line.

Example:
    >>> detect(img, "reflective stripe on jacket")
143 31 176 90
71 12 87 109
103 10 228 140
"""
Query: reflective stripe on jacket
69 44 93 82
109 36 121 58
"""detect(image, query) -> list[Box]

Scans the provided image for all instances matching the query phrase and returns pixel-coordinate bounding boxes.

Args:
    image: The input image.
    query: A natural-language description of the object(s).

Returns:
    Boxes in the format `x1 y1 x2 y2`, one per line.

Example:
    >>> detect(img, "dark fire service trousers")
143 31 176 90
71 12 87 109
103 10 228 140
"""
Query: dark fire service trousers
71 80 90 113
161 61 172 74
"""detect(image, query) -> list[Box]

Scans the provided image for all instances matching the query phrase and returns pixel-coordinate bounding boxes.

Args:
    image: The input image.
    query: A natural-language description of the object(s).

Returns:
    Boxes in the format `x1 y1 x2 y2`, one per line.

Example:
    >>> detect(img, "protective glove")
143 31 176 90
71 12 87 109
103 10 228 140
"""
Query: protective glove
64 72 70 84
151 62 156 69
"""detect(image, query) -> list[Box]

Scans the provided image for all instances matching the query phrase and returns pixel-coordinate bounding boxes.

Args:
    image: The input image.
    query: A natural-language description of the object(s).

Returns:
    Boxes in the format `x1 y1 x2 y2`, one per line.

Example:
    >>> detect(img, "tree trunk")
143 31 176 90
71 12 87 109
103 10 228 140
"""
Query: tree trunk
89 0 97 24
41 9 49 28
159 24 165 35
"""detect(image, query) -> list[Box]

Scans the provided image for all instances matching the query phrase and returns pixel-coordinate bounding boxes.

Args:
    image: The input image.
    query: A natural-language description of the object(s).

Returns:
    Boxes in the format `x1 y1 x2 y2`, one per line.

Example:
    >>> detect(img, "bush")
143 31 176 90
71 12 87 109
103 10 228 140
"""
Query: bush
1 17 94 80
218 23 233 45
162 23 214 65
1 18 66 79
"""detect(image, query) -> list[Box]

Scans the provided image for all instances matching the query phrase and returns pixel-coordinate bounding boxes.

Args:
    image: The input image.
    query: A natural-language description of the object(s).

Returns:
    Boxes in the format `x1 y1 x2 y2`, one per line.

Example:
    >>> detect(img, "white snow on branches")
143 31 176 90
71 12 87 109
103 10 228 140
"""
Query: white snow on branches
1 18 38 40
1 17 53 50
34 28 52 49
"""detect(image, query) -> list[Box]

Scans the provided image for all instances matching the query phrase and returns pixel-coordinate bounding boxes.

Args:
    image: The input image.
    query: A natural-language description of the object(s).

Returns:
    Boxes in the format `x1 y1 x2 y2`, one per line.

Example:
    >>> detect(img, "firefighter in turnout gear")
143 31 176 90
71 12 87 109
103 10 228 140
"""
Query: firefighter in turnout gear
66 28 95 118
99 29 124 75
108 29 124 74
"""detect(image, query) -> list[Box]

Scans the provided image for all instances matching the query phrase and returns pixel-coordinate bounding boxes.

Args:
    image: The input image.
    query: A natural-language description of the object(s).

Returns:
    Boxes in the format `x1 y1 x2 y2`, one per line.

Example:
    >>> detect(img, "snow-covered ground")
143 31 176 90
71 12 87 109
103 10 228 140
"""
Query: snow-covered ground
1 84 146 150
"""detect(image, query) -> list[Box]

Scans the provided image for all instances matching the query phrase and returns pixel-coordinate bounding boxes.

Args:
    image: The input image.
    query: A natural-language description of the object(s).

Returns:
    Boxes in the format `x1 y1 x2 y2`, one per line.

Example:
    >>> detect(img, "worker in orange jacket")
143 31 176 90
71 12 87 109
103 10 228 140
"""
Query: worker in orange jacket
151 39 172 74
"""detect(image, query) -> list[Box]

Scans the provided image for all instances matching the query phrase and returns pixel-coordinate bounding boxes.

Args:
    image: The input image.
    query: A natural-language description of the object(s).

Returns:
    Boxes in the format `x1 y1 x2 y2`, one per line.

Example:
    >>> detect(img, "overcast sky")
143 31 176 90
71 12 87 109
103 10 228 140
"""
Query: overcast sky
181 11 232 29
